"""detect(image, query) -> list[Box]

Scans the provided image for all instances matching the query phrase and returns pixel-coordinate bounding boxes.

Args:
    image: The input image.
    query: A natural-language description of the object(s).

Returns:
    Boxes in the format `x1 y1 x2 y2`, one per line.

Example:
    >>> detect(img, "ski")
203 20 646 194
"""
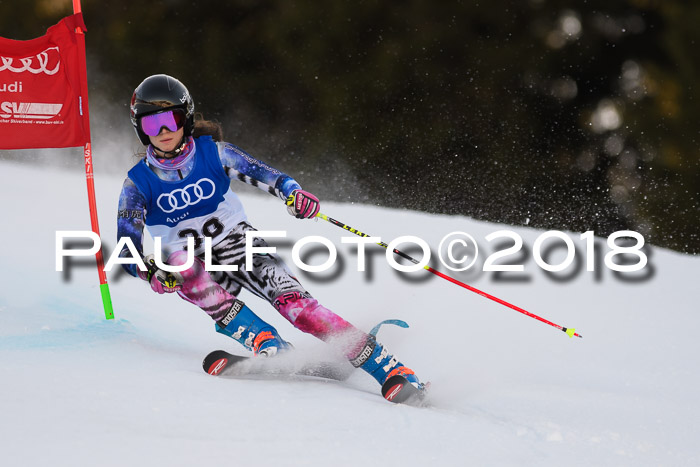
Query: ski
381 374 430 405
203 350 430 406
202 349 354 382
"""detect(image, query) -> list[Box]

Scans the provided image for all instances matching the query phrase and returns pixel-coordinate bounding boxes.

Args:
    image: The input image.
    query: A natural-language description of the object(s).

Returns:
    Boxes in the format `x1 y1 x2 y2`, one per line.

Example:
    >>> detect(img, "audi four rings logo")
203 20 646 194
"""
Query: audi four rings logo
156 178 216 213
0 47 61 75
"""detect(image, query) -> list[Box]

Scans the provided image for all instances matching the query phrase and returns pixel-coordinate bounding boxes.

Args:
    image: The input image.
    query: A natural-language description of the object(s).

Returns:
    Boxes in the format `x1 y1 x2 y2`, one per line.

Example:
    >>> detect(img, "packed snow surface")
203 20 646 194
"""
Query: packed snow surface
1 160 698 466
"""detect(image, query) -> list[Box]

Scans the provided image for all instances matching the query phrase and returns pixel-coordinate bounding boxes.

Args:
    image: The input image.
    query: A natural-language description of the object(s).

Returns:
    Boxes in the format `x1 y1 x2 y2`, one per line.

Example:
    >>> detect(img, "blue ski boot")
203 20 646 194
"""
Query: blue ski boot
215 299 291 357
349 320 428 404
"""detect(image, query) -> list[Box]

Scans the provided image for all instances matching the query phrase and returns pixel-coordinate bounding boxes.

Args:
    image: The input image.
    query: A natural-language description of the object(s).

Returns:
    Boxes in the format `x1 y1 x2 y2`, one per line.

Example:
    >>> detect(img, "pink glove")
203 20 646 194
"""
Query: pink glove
286 189 320 219
138 255 183 294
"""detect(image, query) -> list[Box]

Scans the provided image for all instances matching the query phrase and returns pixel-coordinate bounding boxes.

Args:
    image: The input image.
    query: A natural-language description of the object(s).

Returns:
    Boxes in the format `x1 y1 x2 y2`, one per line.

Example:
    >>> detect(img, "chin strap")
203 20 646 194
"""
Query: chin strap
152 137 187 158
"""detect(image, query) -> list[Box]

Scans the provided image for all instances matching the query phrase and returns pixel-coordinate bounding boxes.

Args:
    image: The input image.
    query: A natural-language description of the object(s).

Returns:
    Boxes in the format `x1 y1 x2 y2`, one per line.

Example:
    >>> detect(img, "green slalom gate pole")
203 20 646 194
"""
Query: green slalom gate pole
315 212 582 339
74 0 114 319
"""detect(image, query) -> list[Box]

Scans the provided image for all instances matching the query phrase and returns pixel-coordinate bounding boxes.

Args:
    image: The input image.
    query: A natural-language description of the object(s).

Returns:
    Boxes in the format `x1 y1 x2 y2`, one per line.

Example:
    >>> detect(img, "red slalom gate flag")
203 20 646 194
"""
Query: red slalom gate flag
0 13 88 149
1 9 114 320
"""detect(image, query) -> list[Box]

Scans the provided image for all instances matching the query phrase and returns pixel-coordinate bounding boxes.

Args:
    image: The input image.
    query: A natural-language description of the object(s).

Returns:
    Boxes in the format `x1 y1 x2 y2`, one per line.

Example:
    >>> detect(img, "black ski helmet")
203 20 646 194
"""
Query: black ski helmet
130 74 195 145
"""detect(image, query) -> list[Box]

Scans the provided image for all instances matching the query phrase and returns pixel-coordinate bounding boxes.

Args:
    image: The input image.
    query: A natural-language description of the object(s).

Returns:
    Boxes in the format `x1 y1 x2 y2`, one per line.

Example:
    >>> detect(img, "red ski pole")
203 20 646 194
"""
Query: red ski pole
316 213 582 339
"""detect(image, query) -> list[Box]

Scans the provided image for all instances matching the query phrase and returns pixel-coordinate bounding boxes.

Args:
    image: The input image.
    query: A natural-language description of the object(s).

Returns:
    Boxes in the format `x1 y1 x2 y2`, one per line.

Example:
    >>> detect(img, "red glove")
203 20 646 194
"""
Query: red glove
286 190 320 219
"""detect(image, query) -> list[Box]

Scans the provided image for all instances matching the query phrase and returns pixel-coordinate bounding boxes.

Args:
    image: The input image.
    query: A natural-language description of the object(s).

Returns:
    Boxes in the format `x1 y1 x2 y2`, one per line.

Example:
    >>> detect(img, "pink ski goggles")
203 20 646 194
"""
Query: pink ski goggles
139 109 187 136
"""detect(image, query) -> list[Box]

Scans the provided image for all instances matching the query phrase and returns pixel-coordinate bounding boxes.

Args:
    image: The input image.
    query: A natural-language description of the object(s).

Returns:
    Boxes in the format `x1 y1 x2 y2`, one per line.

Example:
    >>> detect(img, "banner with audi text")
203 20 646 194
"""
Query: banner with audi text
0 13 88 150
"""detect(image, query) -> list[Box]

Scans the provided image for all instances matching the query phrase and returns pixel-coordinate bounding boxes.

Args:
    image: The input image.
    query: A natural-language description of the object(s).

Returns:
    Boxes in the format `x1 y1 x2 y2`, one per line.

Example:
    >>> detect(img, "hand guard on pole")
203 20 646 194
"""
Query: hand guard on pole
138 254 183 294
286 189 320 219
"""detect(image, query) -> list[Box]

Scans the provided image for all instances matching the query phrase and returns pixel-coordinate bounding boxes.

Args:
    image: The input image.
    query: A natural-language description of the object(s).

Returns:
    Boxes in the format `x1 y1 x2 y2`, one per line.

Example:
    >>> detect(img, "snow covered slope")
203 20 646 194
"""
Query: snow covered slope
1 160 698 466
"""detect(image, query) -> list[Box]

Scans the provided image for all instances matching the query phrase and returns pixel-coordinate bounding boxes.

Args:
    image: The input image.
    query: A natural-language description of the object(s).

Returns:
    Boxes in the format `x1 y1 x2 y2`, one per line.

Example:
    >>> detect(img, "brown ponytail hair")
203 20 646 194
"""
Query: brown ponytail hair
192 112 224 142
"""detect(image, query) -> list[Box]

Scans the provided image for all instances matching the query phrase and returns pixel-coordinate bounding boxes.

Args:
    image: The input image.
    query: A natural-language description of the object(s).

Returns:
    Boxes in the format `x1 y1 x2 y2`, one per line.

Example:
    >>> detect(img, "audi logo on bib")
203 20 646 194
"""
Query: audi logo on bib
156 178 216 213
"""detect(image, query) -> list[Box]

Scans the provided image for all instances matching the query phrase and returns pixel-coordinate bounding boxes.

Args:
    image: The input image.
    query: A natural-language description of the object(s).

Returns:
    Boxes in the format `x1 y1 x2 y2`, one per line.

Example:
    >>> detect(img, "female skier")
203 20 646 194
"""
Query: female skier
117 74 426 402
